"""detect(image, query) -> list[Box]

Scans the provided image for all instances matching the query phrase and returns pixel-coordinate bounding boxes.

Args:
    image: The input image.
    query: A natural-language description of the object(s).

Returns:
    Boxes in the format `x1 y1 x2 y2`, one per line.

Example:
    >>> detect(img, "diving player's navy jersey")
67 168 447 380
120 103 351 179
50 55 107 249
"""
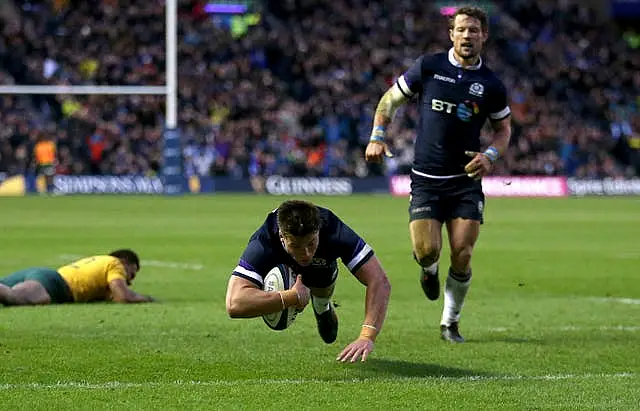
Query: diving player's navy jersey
397 48 511 177
232 207 374 288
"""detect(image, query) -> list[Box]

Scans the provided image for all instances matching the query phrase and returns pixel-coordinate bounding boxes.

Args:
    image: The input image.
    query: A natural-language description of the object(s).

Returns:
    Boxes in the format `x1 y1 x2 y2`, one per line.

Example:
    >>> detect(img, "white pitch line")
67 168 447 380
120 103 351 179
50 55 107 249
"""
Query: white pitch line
31 324 640 339
488 326 640 332
0 373 634 391
559 326 640 332
615 252 639 259
590 297 640 305
57 254 204 271
137 260 204 271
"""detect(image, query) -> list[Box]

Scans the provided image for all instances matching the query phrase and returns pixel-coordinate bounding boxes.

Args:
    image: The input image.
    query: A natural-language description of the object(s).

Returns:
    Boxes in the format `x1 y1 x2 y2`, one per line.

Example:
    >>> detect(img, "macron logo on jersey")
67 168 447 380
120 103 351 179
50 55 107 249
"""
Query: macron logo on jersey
433 74 456 84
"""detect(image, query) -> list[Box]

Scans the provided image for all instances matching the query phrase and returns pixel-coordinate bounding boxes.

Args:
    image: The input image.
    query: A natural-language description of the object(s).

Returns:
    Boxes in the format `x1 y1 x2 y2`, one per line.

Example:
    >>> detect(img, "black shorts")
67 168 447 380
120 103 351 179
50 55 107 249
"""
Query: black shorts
409 173 485 223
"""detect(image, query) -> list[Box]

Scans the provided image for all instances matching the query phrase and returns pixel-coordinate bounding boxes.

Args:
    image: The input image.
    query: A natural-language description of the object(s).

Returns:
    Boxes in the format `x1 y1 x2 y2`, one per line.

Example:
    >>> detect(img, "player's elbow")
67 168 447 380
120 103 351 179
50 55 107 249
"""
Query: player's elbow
226 295 246 318
226 305 248 319
226 302 241 318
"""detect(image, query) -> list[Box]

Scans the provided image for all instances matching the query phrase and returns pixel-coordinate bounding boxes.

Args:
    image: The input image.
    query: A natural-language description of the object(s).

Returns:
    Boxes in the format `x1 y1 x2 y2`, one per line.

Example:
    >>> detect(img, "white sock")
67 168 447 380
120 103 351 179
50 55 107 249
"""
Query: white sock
424 261 439 275
312 295 331 314
441 270 472 326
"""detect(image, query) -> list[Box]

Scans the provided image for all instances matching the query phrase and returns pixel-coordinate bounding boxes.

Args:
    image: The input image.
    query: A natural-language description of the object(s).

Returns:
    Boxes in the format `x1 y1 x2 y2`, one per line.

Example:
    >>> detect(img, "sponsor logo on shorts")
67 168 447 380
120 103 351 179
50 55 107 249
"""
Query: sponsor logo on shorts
411 206 431 214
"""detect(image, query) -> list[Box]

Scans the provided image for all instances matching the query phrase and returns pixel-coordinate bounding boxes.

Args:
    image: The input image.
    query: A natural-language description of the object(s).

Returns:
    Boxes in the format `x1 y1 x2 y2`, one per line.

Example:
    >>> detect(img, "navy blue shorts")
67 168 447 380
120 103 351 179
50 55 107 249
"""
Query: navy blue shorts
409 173 485 223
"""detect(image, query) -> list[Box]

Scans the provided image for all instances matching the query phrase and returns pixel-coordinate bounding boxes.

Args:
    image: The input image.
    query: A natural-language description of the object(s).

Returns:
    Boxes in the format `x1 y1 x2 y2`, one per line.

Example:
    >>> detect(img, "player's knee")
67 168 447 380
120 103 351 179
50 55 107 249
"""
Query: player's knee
450 243 474 269
413 242 441 267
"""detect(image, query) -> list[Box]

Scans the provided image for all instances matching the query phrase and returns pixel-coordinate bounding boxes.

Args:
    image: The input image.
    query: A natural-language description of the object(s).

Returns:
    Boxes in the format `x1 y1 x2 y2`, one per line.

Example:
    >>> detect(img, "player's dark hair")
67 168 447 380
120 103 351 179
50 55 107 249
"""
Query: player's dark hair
277 200 321 238
449 6 489 32
109 249 140 270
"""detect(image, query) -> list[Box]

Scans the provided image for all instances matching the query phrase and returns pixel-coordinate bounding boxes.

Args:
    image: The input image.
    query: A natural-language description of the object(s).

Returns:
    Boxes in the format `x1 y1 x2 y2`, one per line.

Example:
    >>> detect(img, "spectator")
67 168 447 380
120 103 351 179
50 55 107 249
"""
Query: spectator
0 0 637 179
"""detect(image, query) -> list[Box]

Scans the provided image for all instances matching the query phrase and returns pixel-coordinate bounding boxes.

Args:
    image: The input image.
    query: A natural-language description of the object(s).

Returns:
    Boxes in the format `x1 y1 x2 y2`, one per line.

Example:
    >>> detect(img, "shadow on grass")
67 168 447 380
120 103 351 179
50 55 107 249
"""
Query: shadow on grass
363 358 488 378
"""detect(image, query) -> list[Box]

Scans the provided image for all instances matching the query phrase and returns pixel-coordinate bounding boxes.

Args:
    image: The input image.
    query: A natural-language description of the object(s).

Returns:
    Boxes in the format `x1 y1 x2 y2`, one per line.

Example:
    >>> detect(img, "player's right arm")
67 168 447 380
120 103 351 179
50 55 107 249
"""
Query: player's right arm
225 239 309 318
366 55 425 163
225 275 308 318
108 279 154 303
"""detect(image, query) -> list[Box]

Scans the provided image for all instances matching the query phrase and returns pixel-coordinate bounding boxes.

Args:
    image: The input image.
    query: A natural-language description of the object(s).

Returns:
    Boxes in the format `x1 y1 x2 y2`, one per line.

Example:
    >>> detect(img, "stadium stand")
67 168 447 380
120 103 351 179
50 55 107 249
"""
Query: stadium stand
0 0 638 178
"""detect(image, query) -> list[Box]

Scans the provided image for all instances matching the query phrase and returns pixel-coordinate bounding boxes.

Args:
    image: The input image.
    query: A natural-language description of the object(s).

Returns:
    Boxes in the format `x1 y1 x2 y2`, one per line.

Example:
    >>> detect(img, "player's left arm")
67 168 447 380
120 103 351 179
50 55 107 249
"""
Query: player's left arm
465 80 512 178
337 255 391 363
487 115 512 157
353 255 391 336
335 223 391 362
332 211 390 338
330 214 391 362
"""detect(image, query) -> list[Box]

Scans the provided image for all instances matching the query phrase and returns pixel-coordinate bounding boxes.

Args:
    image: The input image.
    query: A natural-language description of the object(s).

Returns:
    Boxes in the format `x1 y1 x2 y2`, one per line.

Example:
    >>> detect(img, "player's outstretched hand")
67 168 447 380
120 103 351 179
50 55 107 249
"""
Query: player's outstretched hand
464 151 492 180
365 141 393 163
291 275 310 311
336 338 375 363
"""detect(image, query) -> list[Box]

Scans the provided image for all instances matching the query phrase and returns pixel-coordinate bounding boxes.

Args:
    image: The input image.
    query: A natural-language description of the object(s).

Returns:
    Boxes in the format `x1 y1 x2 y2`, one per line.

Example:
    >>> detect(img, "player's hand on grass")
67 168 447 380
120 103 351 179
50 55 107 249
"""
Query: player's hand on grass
464 151 493 179
337 338 375 363
291 275 310 311
365 141 393 163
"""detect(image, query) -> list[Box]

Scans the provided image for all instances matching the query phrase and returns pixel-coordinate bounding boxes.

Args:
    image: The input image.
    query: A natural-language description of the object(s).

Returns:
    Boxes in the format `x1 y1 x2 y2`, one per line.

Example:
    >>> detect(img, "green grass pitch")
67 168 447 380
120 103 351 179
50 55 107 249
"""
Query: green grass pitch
0 195 639 410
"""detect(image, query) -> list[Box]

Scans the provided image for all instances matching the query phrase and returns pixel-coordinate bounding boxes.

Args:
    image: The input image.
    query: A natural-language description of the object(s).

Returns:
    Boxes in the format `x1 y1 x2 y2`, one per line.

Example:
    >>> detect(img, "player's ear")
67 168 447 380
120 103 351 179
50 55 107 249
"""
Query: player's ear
449 28 454 42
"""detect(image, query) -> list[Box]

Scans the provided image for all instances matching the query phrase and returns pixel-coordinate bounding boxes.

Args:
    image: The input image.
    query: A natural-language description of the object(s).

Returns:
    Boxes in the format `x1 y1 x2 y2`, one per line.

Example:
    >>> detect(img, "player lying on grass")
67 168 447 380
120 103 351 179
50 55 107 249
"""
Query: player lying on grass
0 249 154 305
226 200 391 363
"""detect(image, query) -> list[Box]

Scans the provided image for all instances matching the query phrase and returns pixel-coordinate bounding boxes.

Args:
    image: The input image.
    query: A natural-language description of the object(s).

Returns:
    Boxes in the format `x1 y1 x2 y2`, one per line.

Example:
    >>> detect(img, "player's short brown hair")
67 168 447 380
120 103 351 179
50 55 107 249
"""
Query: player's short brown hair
449 6 489 32
110 249 140 271
277 200 321 238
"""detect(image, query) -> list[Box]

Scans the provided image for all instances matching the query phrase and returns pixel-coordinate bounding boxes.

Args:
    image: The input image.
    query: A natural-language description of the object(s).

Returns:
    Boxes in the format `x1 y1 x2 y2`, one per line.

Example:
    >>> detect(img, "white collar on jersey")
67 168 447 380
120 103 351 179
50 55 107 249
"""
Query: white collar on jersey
448 47 482 70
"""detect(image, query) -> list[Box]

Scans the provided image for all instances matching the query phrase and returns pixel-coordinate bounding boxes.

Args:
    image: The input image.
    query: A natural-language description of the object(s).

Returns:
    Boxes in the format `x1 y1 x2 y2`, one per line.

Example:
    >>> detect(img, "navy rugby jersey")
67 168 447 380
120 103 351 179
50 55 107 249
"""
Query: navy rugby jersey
232 207 374 287
397 48 511 177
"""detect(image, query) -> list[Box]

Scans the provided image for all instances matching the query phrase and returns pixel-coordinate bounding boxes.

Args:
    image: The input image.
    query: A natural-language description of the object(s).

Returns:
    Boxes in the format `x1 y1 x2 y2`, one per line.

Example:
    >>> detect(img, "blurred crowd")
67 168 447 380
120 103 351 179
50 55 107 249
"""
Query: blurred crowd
0 0 638 179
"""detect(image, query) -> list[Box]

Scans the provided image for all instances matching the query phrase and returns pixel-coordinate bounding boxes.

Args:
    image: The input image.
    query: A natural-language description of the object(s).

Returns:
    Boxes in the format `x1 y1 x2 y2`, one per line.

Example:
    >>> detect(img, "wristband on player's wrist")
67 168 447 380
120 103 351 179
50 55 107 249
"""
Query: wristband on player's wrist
483 146 499 163
370 125 386 142
279 290 298 309
359 324 378 342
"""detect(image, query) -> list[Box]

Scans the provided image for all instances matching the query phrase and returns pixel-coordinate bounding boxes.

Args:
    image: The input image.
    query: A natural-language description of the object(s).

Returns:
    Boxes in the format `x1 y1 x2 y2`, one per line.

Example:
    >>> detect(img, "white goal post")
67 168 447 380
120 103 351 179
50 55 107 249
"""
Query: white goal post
0 0 181 195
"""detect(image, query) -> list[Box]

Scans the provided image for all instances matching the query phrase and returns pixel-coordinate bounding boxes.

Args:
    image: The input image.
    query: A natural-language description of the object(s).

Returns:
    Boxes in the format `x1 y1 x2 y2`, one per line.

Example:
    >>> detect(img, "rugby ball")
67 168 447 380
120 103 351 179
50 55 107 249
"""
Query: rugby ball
262 264 298 331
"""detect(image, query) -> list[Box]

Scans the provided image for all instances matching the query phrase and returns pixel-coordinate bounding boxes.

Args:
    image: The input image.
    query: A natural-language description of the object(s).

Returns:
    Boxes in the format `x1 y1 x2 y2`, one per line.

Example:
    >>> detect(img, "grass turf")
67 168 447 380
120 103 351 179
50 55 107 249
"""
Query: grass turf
0 195 638 410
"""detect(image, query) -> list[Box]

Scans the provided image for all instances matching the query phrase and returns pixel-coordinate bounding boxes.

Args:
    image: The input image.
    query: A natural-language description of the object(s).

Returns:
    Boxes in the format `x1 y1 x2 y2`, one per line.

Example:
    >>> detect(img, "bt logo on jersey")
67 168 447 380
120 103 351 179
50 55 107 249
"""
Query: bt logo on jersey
431 99 457 113
431 99 479 122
